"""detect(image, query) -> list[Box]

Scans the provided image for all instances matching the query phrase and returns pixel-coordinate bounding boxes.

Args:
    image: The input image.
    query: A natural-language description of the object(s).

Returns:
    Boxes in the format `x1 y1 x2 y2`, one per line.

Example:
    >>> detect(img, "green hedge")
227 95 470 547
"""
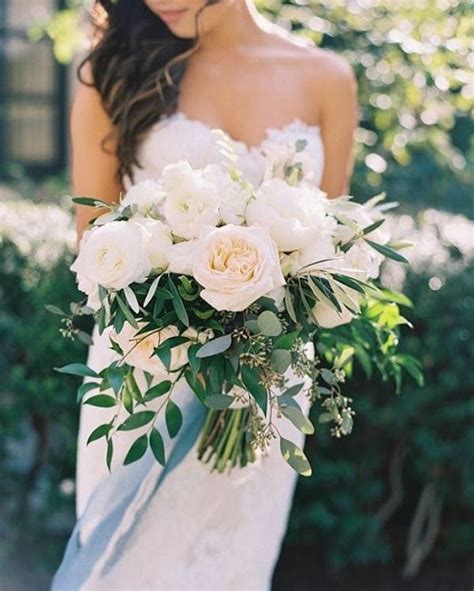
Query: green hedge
288 209 474 574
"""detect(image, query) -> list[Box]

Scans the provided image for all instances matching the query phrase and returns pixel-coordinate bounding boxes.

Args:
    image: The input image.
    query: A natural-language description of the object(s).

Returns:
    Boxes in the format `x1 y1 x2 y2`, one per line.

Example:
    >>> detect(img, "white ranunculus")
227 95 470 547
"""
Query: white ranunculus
202 164 251 226
312 299 355 329
246 178 335 252
71 221 151 298
162 161 220 239
167 240 197 275
261 140 317 184
131 218 173 271
120 180 166 218
193 225 285 312
113 322 199 377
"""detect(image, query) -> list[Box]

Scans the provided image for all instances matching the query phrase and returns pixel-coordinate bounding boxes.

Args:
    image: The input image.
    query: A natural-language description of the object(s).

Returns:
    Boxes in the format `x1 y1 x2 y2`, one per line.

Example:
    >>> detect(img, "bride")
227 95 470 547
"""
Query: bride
53 1 358 589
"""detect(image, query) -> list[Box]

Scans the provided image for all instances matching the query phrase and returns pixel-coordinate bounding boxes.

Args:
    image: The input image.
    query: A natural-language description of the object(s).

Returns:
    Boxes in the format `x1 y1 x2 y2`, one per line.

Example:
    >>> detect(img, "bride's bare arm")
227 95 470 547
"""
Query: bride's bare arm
70 71 122 249
316 52 359 198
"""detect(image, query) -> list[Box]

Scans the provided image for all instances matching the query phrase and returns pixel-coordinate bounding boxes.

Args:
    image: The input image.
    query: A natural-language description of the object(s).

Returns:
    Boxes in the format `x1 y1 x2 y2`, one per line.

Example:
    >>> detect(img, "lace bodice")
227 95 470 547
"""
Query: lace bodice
131 111 324 188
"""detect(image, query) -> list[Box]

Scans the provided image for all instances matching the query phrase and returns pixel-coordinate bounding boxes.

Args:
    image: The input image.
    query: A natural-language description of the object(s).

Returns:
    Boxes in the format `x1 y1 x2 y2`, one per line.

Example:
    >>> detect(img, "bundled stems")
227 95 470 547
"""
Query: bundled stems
197 408 256 473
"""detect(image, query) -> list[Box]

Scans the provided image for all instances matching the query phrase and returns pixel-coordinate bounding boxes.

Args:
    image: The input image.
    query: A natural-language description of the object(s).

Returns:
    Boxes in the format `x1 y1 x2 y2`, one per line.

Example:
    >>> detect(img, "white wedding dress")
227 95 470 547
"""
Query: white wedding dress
53 112 324 591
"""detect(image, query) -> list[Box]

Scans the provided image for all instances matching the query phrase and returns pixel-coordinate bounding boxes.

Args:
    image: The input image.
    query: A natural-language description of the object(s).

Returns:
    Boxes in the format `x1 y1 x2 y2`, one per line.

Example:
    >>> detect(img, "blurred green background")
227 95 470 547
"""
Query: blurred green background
0 1 472 589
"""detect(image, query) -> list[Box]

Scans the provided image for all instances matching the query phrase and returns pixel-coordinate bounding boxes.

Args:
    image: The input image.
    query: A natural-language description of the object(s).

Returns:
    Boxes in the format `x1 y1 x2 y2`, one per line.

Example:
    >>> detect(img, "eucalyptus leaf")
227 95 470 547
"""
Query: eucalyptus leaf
257 310 282 337
280 437 312 477
274 331 300 350
244 319 260 334
205 394 234 410
281 406 315 435
196 334 232 358
320 368 337 385
77 330 94 346
271 349 292 373
319 412 335 424
44 304 66 317
277 394 301 409
282 383 304 397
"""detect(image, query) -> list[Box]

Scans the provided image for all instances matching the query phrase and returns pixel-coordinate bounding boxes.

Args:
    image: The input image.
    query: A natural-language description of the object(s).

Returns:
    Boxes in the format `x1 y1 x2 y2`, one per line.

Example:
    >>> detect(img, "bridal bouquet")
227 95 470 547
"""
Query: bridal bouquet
54 132 421 476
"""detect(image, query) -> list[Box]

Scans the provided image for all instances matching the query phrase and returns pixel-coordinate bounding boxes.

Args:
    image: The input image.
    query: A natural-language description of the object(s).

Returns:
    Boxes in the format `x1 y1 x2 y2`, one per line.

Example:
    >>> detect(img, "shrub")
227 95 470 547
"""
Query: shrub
287 209 474 576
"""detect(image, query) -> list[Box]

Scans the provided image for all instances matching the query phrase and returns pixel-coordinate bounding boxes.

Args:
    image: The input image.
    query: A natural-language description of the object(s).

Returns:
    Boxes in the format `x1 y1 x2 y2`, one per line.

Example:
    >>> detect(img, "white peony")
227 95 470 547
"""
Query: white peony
120 180 166 218
246 178 335 252
193 225 285 312
131 217 173 271
202 164 251 226
162 161 220 240
71 221 151 299
113 322 196 377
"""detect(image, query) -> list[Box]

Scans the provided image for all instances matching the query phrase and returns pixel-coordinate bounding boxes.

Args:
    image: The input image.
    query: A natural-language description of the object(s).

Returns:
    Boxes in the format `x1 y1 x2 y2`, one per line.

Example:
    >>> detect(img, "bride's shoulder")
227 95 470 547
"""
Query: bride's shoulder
264 23 355 87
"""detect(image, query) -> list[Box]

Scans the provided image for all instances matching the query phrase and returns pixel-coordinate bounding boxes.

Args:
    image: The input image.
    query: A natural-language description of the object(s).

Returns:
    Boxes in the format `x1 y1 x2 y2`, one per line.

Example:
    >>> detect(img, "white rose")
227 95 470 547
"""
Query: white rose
202 164 251 226
162 161 220 239
193 225 285 312
113 322 197 377
246 178 335 252
167 240 197 275
120 180 166 218
131 218 173 271
71 221 151 296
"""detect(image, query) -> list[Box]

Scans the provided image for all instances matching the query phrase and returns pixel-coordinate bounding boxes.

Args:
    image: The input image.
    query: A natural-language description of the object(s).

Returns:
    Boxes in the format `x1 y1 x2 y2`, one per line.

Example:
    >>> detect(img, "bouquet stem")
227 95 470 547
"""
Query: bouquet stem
197 408 256 473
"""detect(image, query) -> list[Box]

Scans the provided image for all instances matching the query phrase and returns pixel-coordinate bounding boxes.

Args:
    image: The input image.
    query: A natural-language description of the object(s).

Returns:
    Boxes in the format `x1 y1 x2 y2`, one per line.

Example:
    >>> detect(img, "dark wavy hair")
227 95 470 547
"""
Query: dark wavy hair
79 0 219 182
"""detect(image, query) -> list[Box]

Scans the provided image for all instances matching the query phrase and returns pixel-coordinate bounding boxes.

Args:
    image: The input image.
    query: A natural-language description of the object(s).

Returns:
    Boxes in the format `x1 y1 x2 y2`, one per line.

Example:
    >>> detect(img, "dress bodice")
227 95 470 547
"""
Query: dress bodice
131 111 324 188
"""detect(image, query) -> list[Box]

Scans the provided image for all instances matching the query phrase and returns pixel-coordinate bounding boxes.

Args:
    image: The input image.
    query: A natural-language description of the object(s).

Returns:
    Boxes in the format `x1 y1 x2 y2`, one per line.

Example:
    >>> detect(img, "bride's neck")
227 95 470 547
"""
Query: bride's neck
197 0 269 54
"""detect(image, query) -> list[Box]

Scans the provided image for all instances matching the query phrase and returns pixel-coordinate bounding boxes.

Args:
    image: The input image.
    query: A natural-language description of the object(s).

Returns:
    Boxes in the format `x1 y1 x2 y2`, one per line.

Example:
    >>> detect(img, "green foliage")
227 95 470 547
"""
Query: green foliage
287 210 474 571
258 0 473 215
0 200 90 574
